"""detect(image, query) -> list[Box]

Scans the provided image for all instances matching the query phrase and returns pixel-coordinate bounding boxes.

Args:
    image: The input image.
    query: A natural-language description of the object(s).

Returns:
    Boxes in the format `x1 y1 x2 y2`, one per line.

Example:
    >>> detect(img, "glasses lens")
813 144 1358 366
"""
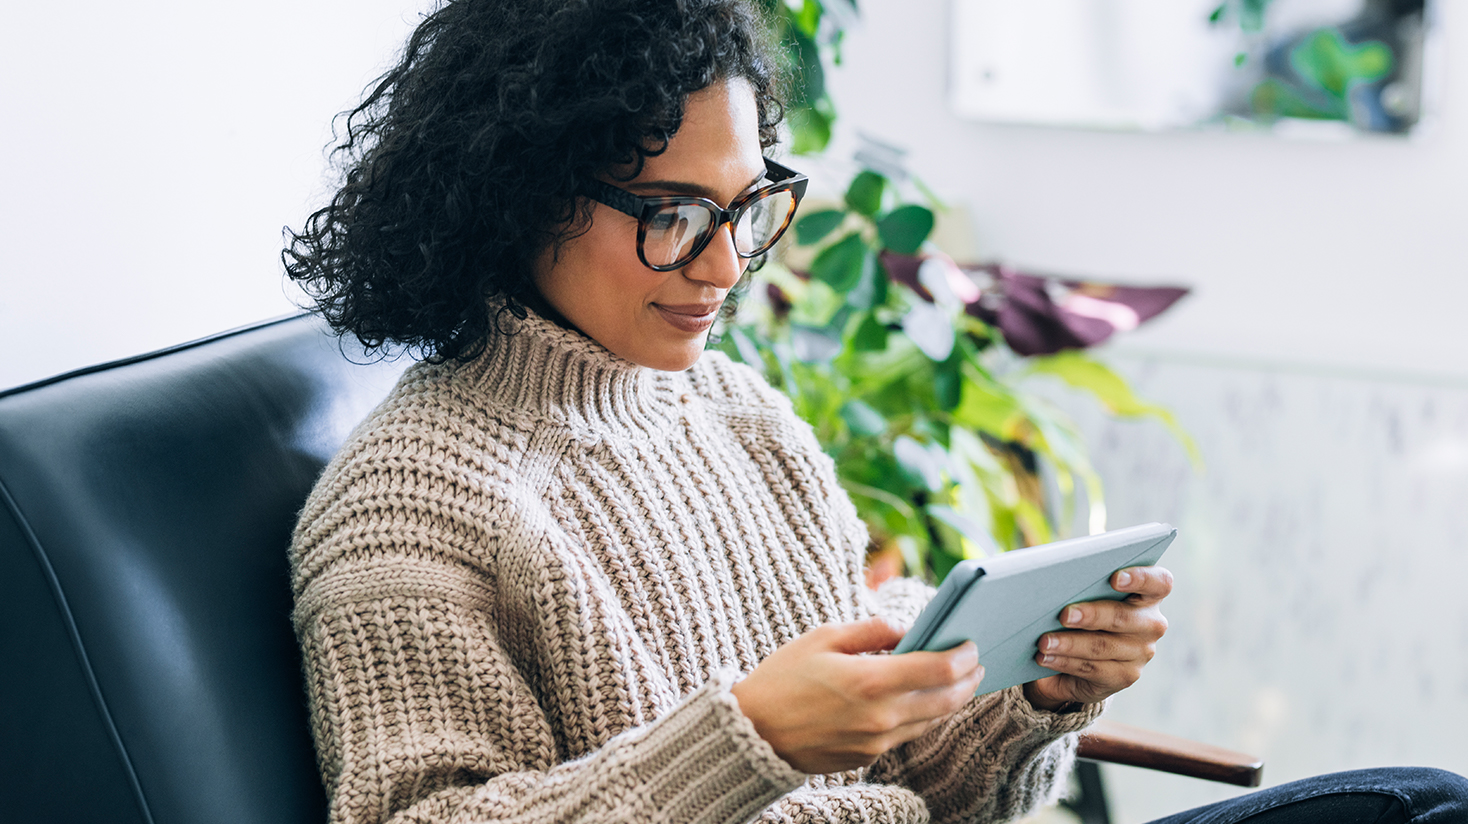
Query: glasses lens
642 203 715 268
734 188 796 256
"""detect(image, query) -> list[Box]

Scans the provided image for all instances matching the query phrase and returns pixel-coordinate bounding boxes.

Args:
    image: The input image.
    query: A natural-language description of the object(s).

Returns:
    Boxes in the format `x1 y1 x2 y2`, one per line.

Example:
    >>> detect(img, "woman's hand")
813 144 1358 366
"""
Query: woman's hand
731 617 985 774
1023 566 1173 712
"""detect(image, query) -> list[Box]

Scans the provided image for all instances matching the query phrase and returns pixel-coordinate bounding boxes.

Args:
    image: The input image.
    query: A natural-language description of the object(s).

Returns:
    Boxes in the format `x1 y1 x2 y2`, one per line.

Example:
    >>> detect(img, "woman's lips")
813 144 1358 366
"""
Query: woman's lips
653 303 720 333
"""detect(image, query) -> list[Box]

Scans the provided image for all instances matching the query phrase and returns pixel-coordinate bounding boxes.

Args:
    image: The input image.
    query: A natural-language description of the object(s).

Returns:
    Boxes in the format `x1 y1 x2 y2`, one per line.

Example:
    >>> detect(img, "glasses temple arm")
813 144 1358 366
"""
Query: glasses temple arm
762 157 801 183
576 179 644 219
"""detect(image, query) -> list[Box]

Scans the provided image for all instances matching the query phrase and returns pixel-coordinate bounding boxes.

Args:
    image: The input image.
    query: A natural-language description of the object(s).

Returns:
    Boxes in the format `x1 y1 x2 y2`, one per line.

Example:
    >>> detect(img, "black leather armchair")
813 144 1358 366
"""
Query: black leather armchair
0 315 406 824
0 315 1259 824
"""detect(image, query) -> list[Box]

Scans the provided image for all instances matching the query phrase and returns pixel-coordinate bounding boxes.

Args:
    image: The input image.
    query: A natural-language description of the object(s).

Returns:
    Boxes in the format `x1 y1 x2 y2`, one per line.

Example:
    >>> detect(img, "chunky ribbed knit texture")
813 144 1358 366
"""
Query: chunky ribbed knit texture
291 309 1102 824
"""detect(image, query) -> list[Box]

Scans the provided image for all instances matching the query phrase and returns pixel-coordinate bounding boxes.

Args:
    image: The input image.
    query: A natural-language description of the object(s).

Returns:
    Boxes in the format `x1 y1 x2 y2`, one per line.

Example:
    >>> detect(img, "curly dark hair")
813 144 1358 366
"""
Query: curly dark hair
282 0 785 362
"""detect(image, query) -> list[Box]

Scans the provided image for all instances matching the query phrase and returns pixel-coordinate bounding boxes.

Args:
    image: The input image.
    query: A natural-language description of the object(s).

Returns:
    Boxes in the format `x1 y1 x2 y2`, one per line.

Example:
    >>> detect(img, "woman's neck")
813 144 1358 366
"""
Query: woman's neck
517 287 580 336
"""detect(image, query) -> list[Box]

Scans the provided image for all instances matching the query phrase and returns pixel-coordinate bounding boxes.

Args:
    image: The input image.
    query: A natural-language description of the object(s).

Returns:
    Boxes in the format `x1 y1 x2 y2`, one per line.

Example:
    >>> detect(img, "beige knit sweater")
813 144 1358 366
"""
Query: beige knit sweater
290 309 1102 824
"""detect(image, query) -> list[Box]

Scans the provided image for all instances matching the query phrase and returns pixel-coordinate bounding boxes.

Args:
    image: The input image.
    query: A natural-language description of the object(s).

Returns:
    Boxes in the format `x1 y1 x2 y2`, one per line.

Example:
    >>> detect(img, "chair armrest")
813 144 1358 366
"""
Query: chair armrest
1077 720 1264 787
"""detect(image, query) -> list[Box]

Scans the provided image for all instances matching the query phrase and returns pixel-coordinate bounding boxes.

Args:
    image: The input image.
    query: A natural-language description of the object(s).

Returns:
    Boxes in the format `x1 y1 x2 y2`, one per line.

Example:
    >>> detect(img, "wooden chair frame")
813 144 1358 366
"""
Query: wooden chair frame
1079 720 1264 788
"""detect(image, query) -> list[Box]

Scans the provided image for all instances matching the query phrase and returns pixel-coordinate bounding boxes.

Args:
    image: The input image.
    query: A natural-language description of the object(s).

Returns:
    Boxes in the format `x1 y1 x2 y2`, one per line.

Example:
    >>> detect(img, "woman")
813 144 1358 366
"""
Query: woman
284 2 1465 823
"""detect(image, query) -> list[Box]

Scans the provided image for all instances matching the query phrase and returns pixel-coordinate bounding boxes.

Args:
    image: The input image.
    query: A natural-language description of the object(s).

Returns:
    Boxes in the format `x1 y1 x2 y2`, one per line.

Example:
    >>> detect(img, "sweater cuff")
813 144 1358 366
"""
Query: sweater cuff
627 669 805 823
1001 685 1107 735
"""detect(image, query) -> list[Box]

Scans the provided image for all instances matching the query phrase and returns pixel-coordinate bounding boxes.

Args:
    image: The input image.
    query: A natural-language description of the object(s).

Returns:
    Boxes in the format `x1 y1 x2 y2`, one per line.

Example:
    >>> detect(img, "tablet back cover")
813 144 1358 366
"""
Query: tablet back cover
900 522 1175 695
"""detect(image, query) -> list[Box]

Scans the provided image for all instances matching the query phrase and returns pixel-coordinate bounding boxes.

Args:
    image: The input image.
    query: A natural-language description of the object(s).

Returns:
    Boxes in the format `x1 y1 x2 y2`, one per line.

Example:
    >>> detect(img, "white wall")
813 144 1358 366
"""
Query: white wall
0 0 434 390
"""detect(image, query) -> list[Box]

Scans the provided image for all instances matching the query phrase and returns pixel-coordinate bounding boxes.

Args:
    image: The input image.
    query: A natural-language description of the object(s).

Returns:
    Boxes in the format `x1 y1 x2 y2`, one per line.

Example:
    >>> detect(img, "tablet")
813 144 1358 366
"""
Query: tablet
892 522 1176 696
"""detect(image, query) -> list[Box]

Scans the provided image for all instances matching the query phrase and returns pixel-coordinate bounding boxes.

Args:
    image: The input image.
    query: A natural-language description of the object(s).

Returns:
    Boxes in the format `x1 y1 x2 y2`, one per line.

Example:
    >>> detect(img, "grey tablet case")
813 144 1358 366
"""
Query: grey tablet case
893 522 1176 696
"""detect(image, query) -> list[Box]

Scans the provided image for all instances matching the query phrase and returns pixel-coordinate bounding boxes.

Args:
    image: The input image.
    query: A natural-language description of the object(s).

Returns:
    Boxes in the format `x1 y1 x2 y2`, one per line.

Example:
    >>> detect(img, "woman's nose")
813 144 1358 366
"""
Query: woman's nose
682 222 745 289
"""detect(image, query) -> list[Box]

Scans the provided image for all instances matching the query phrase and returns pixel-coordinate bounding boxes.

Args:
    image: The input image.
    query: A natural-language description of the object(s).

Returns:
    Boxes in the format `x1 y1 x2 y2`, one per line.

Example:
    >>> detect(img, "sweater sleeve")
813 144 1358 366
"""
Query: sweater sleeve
865 686 1103 824
294 556 805 824
859 576 1103 823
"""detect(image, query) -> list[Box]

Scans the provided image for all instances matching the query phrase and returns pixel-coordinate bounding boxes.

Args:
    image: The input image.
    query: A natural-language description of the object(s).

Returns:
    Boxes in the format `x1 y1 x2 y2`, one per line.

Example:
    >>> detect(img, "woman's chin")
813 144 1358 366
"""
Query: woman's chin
646 341 709 372
611 330 710 372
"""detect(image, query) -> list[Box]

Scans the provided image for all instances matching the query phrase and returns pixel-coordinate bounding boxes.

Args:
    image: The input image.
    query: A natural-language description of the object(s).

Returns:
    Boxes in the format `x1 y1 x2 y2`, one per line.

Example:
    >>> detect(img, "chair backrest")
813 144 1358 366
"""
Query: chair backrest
0 316 408 824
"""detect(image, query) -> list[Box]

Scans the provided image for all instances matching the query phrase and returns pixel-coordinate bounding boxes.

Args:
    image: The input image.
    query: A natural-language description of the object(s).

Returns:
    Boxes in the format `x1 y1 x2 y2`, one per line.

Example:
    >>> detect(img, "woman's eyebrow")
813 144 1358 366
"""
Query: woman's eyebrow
626 169 767 201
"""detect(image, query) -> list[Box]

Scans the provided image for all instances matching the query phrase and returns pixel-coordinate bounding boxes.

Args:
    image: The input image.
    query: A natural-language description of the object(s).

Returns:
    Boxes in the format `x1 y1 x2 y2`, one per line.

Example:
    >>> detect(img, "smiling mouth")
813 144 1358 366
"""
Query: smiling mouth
652 302 721 333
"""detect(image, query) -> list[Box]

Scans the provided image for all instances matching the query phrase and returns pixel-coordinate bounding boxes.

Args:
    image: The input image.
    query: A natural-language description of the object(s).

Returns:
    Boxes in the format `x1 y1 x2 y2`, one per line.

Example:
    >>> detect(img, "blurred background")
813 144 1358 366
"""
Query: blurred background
2 1 1464 822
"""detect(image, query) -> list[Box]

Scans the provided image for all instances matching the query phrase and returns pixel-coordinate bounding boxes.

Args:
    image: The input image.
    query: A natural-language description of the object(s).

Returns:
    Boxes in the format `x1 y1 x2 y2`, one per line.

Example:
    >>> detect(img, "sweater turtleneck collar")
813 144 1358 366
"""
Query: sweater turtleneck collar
453 306 684 438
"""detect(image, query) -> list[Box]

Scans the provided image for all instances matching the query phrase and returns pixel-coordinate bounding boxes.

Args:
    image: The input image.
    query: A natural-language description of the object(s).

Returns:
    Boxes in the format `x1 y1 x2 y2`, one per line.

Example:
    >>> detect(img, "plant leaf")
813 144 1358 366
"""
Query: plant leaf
840 399 887 437
788 104 833 155
894 435 944 492
877 204 936 255
934 359 962 411
795 209 846 246
791 323 844 363
788 278 843 327
845 170 886 216
949 427 1006 479
729 326 763 368
926 504 998 557
1027 351 1202 466
1240 0 1270 32
810 232 868 293
1290 28 1393 98
941 435 999 546
851 312 889 352
952 376 1024 440
844 249 885 311
1012 497 1055 547
792 0 822 38
900 301 954 362
1015 394 1106 536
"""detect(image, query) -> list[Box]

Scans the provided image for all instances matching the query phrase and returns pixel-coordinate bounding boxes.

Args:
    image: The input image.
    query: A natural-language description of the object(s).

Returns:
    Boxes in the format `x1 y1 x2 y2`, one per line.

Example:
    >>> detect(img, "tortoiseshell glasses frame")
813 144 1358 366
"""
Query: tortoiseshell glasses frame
577 157 808 272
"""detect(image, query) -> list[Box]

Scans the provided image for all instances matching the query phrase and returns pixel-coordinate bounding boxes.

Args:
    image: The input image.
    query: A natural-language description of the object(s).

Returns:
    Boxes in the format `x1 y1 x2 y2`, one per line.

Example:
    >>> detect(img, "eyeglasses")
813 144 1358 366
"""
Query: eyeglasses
578 157 808 272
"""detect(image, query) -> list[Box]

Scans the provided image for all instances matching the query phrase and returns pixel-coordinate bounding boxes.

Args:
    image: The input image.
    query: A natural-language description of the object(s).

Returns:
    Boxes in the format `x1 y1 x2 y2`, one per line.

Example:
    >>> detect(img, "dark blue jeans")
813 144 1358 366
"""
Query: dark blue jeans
1144 767 1468 824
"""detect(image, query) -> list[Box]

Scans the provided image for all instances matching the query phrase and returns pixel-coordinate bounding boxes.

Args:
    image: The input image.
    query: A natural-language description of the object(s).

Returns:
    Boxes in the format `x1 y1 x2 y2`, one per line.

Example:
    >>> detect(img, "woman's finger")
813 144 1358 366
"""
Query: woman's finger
1060 600 1168 638
883 668 987 746
894 662 986 721
1039 628 1148 663
1034 653 1142 694
812 657 983 759
1111 565 1174 604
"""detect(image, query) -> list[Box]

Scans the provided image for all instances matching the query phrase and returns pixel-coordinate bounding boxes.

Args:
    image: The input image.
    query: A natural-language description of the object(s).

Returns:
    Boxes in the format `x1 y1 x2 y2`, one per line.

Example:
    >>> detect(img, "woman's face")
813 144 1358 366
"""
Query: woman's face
533 77 766 372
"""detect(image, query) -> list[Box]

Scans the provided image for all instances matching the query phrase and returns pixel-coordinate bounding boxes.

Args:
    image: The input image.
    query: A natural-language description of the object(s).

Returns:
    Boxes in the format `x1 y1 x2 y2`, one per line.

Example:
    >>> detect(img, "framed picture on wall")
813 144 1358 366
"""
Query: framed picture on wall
949 0 1436 136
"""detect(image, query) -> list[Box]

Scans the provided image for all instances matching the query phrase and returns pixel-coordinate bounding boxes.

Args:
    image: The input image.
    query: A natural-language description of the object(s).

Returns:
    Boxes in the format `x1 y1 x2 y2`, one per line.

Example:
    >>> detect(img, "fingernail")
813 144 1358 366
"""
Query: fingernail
1064 607 1082 626
1116 570 1132 588
1041 635 1057 651
1040 654 1055 665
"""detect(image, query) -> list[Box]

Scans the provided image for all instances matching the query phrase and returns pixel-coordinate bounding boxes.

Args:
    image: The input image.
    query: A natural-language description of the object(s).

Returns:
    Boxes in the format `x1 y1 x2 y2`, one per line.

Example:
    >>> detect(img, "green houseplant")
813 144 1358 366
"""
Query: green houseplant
722 0 1196 585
